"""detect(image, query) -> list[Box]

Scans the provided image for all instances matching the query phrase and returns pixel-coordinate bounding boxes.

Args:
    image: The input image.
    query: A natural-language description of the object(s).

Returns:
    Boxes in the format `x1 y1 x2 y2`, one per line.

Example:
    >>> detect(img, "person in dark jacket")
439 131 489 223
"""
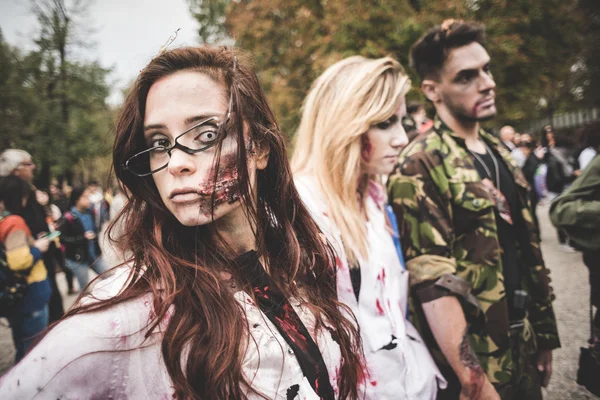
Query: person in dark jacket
550 122 600 350
58 187 108 291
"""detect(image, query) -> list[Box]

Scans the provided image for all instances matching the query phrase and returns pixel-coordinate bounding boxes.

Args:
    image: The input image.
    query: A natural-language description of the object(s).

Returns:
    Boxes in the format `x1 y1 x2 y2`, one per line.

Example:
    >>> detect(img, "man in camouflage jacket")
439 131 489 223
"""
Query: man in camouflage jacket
388 21 560 399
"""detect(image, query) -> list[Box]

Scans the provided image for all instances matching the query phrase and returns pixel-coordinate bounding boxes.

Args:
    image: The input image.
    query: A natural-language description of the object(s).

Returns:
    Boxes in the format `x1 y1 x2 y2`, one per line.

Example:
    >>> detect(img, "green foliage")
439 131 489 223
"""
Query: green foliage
190 0 592 137
188 0 229 44
0 0 113 187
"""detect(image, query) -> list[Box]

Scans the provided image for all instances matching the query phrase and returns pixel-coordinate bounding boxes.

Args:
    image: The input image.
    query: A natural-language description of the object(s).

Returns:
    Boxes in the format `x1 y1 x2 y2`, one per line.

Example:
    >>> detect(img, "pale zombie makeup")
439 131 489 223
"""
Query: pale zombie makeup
437 42 497 122
360 102 409 176
144 70 260 227
191 140 256 218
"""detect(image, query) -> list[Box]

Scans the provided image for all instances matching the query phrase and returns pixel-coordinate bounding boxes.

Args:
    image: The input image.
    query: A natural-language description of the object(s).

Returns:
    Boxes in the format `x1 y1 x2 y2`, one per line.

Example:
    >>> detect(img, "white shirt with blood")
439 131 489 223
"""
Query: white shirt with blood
0 268 343 400
296 176 446 400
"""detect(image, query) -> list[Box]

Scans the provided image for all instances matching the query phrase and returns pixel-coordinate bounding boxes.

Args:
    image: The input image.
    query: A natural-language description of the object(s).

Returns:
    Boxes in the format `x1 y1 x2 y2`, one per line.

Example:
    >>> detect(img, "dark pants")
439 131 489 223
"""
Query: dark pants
558 229 568 245
7 306 49 362
43 247 64 323
582 250 600 335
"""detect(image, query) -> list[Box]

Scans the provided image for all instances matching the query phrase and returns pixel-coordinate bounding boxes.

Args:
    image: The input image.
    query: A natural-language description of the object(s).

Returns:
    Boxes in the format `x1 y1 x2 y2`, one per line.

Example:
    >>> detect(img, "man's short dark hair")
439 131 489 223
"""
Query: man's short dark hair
410 20 486 81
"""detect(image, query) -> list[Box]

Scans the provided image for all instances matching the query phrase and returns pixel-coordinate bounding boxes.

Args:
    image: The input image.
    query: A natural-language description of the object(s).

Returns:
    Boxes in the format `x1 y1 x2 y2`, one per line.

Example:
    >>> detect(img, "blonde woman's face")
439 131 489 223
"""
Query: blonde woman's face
361 100 408 176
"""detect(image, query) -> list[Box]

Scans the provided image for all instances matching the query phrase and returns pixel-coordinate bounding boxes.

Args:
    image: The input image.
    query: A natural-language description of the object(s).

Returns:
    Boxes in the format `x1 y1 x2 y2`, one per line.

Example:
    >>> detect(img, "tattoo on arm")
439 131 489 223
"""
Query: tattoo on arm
459 328 485 397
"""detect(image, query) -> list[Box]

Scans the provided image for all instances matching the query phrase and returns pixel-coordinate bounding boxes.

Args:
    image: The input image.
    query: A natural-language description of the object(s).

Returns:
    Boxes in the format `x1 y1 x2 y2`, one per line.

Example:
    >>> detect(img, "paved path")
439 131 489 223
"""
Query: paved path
0 204 598 399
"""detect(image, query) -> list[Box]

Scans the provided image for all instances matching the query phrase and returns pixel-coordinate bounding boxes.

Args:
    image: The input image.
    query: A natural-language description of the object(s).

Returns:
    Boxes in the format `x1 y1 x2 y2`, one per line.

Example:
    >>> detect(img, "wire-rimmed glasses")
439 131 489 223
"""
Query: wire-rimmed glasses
123 116 231 177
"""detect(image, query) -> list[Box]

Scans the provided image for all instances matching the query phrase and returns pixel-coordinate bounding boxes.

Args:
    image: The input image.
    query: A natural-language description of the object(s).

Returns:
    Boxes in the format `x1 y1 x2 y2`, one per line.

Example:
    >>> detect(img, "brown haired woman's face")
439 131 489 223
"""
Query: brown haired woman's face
144 71 260 227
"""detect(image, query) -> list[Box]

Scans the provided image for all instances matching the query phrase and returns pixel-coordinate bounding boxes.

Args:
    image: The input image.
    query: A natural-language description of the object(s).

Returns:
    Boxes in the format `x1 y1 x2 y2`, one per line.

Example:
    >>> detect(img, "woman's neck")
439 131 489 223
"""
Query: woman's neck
212 205 257 256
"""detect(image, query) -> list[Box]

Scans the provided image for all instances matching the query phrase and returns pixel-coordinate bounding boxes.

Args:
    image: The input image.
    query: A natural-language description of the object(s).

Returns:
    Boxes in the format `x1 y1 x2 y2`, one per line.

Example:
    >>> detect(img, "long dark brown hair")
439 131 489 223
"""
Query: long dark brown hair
58 46 364 399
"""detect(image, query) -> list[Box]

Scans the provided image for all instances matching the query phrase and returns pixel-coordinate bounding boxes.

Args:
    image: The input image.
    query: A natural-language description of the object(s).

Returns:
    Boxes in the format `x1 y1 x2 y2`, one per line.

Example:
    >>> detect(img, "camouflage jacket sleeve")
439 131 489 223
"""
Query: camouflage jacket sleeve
388 148 457 287
523 215 561 350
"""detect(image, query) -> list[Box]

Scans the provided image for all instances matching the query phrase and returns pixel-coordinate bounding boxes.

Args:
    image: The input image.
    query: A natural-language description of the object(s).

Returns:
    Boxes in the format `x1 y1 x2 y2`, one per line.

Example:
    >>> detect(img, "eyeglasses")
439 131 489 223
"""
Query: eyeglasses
124 116 231 177
124 57 237 177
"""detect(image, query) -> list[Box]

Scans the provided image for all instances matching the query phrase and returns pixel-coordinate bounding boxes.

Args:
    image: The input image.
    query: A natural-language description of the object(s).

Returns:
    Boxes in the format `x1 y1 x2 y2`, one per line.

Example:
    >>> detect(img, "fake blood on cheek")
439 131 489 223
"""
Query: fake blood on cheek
361 135 373 163
196 152 242 215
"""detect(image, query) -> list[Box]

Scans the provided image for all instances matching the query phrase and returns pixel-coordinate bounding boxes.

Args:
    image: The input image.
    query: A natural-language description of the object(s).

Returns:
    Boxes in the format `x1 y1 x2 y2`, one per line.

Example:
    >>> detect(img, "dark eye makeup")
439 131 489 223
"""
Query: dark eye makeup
375 115 399 130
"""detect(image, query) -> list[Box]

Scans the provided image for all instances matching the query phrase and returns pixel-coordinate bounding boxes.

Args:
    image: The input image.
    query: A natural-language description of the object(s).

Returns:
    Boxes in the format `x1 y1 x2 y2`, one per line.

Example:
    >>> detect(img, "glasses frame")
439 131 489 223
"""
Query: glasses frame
124 57 236 177
124 116 229 177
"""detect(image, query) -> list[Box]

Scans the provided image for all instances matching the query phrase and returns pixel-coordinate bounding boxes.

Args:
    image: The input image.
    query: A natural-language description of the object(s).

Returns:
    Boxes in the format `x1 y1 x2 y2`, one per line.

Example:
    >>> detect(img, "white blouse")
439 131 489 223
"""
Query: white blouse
0 268 343 399
295 176 447 400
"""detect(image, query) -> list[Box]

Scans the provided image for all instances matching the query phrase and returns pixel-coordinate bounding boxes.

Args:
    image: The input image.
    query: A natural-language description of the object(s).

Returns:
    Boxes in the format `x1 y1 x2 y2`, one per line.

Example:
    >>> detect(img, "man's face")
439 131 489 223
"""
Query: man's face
13 158 35 183
423 42 496 123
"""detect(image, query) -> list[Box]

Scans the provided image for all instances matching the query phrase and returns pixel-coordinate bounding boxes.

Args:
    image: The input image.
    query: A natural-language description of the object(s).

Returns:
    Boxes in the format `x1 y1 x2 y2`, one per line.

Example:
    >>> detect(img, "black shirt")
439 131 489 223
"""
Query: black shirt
470 147 522 319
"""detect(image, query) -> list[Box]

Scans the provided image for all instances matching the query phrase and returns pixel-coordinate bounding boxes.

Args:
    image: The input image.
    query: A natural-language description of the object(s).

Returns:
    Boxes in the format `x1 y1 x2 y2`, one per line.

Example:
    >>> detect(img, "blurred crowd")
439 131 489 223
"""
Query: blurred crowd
0 150 126 362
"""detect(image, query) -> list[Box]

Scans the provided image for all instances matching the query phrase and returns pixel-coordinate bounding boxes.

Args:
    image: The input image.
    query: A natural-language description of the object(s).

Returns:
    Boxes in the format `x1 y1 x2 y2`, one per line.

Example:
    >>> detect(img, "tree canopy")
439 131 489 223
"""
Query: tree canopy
189 0 593 137
0 0 113 188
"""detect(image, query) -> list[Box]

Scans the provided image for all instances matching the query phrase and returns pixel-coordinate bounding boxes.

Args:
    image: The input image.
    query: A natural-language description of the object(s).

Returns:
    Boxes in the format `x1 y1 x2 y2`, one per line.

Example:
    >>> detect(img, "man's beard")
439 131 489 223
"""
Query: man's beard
444 95 496 123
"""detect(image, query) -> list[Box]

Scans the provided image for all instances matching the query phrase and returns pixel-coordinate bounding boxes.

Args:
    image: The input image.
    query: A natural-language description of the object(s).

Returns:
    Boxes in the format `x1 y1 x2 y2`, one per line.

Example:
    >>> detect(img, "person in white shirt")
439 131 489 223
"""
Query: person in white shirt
292 56 446 399
0 46 364 400
579 147 597 171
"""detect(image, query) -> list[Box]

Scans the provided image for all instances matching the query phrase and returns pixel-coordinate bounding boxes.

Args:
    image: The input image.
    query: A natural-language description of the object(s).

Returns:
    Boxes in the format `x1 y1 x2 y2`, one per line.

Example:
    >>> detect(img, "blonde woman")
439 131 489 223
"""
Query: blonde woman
293 56 446 399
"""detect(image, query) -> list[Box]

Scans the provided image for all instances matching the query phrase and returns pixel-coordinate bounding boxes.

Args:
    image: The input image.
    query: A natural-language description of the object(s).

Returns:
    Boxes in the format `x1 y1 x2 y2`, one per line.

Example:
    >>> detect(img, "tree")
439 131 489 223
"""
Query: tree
0 1 113 188
188 0 229 44
190 0 590 137
579 0 600 107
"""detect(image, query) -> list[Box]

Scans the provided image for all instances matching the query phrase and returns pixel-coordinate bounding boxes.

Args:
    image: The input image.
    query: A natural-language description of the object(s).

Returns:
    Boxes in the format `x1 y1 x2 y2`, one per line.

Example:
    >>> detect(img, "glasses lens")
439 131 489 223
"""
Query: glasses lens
126 147 169 176
179 121 222 150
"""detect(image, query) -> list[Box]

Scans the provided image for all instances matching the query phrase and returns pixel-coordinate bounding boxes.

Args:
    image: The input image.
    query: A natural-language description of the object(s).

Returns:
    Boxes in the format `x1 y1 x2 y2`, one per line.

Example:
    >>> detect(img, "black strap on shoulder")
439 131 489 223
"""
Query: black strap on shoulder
237 251 335 400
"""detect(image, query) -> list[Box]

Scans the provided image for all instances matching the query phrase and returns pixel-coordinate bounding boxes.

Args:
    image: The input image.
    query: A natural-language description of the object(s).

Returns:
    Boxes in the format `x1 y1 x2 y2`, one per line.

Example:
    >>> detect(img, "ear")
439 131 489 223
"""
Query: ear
254 141 270 171
421 79 441 103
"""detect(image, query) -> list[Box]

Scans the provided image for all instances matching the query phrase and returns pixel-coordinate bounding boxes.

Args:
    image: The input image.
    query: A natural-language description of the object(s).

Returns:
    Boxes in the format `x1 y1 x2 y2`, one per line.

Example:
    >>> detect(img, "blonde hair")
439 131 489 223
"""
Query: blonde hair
292 56 410 264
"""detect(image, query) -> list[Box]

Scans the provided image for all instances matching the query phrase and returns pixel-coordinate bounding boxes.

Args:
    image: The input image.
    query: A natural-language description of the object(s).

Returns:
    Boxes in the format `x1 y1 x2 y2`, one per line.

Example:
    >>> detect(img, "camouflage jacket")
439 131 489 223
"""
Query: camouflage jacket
388 116 560 387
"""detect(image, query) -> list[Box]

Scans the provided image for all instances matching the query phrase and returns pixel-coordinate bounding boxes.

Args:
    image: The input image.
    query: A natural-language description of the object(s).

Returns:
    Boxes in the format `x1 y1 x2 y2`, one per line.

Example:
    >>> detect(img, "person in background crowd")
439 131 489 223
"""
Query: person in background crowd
48 183 77 293
87 180 109 232
513 133 522 148
101 185 129 267
0 176 52 362
58 187 108 291
0 149 64 322
36 189 78 295
511 133 531 169
103 187 113 208
36 189 61 224
49 183 70 213
543 126 581 252
578 122 600 171
388 20 560 399
402 103 420 143
0 46 364 399
402 102 434 143
500 125 517 151
293 56 446 399
520 135 543 234
108 186 127 222
550 121 600 359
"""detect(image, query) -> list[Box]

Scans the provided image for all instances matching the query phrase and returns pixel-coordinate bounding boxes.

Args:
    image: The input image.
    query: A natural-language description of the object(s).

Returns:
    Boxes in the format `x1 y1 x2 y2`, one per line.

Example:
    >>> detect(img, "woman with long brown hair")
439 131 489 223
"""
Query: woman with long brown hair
0 46 363 399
